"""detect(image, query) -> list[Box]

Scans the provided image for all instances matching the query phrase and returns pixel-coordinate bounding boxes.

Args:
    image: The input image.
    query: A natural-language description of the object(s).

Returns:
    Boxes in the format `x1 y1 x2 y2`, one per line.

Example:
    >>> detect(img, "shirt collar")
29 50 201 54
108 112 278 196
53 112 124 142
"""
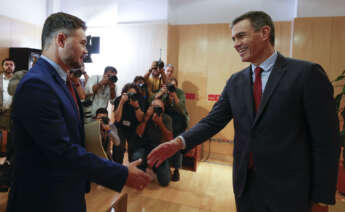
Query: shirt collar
251 51 278 73
40 55 67 83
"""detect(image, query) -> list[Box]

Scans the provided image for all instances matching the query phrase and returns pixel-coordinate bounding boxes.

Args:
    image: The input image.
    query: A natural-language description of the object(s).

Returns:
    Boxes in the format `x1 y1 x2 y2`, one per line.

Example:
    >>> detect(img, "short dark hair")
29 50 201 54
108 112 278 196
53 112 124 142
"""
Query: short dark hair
232 11 275 46
41 12 87 50
133 76 145 83
121 83 140 95
1 58 14 66
169 77 178 86
104 66 117 74
95 108 108 115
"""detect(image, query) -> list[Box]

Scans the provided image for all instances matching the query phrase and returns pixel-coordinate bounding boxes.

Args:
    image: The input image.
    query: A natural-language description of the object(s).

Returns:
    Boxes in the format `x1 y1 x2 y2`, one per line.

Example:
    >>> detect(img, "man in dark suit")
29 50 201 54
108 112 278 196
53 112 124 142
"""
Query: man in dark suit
147 11 340 212
6 12 151 212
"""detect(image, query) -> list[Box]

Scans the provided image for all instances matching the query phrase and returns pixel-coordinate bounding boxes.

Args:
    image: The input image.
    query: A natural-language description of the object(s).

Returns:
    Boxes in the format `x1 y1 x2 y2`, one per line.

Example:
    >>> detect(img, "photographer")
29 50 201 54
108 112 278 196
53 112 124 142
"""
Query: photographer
84 66 117 120
95 108 116 159
144 60 167 100
133 75 149 109
69 67 86 101
114 83 145 164
133 99 173 186
155 78 188 181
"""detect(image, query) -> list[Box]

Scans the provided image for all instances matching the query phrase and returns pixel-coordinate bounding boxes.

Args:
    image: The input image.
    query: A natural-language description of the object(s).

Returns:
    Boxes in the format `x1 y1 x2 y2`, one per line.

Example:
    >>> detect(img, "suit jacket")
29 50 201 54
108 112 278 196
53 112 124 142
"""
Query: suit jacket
181 53 340 211
7 58 128 212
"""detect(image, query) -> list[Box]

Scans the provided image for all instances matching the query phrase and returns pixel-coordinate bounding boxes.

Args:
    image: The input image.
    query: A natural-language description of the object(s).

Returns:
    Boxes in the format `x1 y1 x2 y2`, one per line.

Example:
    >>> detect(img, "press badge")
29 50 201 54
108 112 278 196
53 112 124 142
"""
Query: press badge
122 120 131 127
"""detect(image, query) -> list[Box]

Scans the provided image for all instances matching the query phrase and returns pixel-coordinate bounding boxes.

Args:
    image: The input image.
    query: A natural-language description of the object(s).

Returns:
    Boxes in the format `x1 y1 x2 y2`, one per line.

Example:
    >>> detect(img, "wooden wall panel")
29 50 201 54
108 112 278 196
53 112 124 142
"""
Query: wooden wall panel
168 21 292 163
293 16 345 95
274 21 292 57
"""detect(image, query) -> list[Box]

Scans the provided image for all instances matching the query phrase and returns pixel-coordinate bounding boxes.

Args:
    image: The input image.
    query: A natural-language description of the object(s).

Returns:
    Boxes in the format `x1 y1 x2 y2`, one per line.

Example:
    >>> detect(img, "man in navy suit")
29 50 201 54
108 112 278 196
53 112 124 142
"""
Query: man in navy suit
148 11 340 212
6 12 151 212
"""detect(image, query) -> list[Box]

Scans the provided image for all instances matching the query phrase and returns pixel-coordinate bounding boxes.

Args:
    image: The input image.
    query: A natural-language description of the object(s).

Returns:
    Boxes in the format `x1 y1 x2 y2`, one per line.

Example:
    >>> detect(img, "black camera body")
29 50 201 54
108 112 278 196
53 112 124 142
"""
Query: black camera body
109 75 118 83
101 116 110 125
157 60 164 69
70 69 83 78
153 106 163 116
138 83 146 89
167 83 176 92
127 92 139 101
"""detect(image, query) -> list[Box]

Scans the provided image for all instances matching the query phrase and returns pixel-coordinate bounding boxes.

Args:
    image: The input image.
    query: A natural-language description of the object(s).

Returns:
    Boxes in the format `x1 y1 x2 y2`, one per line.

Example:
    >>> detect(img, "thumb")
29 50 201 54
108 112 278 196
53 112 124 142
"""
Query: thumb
130 158 142 167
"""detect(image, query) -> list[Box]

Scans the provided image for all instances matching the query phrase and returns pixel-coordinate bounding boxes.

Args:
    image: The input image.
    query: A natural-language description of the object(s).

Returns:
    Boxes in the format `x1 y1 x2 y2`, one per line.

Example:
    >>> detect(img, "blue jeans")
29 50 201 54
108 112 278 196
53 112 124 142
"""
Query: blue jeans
132 147 171 187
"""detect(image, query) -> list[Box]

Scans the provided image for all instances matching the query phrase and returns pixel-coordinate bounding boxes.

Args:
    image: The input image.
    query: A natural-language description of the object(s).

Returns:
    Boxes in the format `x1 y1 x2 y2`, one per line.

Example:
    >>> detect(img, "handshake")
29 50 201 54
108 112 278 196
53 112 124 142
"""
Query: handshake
124 137 183 191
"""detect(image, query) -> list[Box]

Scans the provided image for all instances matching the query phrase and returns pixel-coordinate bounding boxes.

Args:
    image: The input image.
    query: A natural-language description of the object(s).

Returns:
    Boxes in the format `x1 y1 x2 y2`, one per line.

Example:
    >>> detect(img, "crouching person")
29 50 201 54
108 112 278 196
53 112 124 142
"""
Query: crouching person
133 99 172 186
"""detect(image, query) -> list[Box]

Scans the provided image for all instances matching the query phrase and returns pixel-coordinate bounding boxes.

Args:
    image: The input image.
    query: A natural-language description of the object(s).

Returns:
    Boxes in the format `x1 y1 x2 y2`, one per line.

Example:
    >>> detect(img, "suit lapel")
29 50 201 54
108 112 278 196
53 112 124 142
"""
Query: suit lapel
252 53 288 127
242 67 255 123
39 59 80 119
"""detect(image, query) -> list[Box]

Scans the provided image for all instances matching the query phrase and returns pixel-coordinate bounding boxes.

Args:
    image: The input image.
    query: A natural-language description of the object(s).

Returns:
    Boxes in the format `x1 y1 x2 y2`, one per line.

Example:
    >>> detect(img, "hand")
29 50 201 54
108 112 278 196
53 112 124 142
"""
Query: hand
161 84 168 94
109 81 115 88
147 138 183 168
130 99 140 109
152 113 162 125
69 74 80 84
136 122 146 137
146 106 154 118
125 159 151 191
169 91 177 101
120 93 128 104
310 202 328 212
100 75 109 85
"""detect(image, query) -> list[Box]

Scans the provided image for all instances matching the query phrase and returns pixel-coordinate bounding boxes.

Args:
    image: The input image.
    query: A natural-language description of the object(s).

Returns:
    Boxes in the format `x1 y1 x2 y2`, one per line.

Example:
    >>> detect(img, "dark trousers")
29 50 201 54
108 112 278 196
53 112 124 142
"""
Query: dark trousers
132 147 171 187
113 128 138 164
169 151 182 169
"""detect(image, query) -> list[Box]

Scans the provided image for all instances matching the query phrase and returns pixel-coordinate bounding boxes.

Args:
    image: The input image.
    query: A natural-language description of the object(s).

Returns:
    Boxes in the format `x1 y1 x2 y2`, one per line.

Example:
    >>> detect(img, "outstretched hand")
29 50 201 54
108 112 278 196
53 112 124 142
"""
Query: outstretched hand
147 138 183 168
125 159 151 191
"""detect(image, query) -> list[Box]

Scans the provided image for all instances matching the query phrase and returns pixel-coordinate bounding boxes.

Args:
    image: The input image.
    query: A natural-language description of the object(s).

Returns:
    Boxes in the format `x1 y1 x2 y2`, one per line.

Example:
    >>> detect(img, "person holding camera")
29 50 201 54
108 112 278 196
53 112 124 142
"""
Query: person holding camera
144 60 167 100
69 67 87 101
114 83 146 164
84 66 117 121
134 99 173 186
154 78 188 181
95 108 121 160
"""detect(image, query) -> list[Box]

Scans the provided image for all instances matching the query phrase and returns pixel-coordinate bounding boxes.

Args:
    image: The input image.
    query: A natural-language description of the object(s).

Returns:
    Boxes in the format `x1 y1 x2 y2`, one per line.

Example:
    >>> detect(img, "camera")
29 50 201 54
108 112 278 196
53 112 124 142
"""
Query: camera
153 106 163 116
167 83 176 92
157 60 164 69
127 92 139 101
101 116 110 125
138 83 146 89
109 75 118 83
70 68 83 78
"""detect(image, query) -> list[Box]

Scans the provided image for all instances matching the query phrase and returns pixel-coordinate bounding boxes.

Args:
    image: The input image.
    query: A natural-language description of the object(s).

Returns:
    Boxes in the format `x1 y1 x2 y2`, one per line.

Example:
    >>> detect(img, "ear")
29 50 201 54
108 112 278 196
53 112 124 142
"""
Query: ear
56 32 67 48
261 25 271 42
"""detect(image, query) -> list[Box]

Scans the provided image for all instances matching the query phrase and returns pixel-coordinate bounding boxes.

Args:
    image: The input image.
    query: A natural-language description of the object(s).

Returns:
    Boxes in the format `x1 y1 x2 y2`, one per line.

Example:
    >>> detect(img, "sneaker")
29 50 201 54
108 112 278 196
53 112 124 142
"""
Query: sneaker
171 169 180 182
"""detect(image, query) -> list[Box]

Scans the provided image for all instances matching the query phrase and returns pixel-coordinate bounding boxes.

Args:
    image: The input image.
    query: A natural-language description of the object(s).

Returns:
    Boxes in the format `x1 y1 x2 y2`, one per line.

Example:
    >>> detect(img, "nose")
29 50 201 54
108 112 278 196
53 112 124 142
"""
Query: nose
233 38 241 49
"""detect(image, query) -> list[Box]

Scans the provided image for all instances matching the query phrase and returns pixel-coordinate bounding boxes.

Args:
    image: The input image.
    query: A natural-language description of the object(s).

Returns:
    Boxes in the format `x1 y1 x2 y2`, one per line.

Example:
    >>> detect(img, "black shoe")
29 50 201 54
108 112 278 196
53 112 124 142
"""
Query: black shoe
171 169 180 182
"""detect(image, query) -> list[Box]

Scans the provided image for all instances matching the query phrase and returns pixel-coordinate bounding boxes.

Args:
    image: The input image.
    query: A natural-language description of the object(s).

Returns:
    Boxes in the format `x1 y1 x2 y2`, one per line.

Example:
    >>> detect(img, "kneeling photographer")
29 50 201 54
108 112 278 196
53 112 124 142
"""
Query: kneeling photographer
84 66 117 122
95 108 120 159
154 78 188 181
114 83 146 164
133 99 173 186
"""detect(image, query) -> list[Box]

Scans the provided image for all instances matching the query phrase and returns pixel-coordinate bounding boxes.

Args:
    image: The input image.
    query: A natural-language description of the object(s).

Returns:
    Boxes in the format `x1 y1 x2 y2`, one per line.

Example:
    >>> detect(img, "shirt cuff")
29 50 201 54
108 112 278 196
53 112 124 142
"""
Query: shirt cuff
176 136 186 150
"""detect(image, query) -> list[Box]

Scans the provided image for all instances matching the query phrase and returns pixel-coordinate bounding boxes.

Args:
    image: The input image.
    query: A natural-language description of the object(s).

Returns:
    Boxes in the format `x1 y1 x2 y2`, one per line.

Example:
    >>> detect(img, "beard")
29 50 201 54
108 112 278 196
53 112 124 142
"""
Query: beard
63 54 82 70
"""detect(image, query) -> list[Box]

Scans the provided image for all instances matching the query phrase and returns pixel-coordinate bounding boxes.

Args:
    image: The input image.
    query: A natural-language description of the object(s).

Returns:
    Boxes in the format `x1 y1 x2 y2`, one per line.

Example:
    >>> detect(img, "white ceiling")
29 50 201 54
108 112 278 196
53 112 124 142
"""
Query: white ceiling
1 0 344 26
